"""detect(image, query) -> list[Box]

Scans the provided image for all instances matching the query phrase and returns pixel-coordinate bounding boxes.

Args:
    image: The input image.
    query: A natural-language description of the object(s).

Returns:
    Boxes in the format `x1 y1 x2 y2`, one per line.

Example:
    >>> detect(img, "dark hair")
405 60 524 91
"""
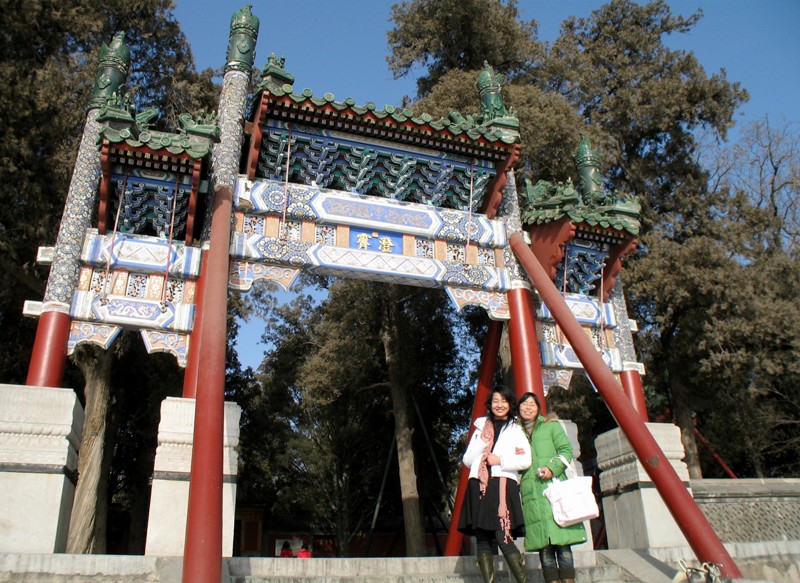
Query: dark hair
282 541 291 550
485 384 517 422
517 391 541 415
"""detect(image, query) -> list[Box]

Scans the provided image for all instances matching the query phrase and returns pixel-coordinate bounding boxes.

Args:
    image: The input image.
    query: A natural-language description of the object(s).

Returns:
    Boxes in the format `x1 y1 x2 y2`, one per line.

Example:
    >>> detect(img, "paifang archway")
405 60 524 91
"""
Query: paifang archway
20 7 741 582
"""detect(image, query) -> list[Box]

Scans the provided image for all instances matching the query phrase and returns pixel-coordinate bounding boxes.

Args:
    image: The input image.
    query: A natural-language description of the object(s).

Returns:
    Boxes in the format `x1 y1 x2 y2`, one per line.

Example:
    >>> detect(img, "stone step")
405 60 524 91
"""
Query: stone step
1 550 783 583
226 556 638 583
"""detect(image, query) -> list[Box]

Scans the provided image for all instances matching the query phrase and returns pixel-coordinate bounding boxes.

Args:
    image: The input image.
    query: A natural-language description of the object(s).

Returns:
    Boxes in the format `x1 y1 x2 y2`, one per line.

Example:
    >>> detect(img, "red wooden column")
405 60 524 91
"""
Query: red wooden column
507 287 546 409
620 369 648 422
182 8 259 582
182 248 209 398
181 185 232 582
444 319 503 556
26 311 71 387
509 232 742 579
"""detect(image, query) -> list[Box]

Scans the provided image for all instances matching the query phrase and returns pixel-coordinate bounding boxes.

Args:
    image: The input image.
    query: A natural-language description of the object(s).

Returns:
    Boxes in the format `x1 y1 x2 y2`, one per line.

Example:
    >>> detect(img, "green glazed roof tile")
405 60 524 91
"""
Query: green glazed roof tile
258 85 519 152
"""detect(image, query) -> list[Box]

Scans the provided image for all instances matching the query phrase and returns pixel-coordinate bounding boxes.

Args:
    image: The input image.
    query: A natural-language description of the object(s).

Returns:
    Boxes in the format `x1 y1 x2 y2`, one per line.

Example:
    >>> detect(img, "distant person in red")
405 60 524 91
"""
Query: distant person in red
297 543 312 558
279 541 293 557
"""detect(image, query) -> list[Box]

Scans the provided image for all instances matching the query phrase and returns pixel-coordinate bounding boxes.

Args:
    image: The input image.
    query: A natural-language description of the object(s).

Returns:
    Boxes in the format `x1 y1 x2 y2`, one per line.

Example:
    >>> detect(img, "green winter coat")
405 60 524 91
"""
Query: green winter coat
519 415 587 551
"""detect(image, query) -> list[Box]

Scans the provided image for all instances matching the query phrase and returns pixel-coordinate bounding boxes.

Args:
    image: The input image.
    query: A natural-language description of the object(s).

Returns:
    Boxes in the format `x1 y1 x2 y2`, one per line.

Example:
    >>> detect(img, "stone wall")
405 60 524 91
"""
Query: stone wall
692 478 800 543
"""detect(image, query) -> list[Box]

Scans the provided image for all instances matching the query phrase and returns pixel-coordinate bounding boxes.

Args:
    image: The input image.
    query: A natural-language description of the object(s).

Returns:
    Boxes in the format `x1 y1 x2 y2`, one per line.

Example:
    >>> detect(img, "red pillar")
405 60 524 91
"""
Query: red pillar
444 319 503 556
509 232 742 579
507 287 546 409
182 185 233 583
620 369 648 422
26 310 71 387
182 248 210 398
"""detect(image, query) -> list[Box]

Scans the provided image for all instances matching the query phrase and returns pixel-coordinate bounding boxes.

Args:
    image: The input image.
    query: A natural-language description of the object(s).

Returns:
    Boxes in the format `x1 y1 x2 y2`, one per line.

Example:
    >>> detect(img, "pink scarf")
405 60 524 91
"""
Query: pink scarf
479 418 512 543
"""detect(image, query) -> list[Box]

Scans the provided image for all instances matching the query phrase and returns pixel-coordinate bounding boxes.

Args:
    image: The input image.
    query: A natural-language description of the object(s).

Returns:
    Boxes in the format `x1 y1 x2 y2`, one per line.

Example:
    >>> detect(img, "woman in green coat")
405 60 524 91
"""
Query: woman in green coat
517 392 587 583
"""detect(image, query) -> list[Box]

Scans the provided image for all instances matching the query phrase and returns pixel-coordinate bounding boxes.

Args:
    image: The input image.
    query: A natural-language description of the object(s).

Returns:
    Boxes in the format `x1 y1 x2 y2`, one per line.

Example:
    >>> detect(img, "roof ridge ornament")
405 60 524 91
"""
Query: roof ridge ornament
475 62 519 141
520 134 641 236
257 53 295 93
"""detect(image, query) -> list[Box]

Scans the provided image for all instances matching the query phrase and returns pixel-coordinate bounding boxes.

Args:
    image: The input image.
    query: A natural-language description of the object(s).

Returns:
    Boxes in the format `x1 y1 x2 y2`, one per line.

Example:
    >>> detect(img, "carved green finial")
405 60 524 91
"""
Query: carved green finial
574 133 604 205
225 5 260 74
87 32 131 111
574 133 601 169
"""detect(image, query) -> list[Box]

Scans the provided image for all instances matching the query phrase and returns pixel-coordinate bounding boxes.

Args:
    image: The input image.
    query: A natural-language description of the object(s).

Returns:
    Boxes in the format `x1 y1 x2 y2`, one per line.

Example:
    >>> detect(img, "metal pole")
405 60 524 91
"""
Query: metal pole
509 232 742 579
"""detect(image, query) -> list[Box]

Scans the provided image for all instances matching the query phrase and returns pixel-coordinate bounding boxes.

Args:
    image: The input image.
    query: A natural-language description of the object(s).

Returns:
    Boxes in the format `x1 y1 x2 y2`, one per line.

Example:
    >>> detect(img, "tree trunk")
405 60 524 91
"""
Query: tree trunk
669 376 703 479
498 323 514 389
745 433 765 479
66 344 115 553
381 285 426 556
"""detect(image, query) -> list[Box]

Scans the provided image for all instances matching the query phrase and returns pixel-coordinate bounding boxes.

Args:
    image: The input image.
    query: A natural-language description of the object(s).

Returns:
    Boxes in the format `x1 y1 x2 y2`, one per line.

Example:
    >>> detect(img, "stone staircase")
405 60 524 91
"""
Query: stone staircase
0 550 674 583
2 545 793 583
227 554 634 583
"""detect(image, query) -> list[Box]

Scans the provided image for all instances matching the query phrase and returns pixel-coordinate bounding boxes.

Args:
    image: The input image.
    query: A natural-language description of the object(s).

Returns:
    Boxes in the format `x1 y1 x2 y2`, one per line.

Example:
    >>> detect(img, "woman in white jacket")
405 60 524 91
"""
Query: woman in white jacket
457 385 532 583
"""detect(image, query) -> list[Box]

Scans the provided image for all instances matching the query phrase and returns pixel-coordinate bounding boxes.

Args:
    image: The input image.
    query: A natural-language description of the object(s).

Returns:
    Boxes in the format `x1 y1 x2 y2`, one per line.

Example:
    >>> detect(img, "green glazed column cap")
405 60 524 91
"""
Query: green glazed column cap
87 32 131 111
476 62 504 97
230 4 259 36
574 133 601 169
225 5 260 74
99 32 131 74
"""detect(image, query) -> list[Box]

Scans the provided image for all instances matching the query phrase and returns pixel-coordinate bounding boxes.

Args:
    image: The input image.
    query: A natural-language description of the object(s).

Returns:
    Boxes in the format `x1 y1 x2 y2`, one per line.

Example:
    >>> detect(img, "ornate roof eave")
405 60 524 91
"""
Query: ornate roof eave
97 104 220 160
520 137 642 239
524 204 641 237
252 85 520 161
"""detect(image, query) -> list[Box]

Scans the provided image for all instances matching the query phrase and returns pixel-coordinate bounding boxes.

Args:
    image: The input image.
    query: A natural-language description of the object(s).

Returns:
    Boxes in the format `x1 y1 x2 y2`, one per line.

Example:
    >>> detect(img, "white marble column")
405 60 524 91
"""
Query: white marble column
0 384 84 552
145 397 241 556
596 422 691 548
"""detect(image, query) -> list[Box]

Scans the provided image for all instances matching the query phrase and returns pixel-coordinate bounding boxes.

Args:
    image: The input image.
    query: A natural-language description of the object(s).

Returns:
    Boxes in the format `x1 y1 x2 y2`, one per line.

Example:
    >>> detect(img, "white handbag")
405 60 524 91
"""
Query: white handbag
542 455 599 527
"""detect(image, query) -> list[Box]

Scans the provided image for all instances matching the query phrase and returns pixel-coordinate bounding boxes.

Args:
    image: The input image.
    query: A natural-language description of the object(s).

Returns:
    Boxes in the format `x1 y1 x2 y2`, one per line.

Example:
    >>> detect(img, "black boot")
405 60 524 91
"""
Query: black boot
477 551 495 583
559 565 576 583
505 552 529 583
542 567 560 582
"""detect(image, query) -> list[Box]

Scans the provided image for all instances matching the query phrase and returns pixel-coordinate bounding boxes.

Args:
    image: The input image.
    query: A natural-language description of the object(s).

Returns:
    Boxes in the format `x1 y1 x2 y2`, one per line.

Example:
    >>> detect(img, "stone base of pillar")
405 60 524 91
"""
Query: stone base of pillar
596 423 691 549
144 397 241 556
0 384 84 553
559 419 594 551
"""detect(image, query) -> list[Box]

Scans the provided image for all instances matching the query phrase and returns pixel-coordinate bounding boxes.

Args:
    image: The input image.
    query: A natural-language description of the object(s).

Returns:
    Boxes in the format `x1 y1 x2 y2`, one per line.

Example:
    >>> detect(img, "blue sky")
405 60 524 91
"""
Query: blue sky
174 0 798 129
172 0 799 369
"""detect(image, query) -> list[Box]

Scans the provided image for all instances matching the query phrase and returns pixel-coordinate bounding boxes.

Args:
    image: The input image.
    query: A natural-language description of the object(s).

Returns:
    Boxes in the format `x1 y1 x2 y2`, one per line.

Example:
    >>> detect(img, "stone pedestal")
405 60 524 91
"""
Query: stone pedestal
145 397 241 556
559 419 594 550
595 422 690 549
0 384 84 553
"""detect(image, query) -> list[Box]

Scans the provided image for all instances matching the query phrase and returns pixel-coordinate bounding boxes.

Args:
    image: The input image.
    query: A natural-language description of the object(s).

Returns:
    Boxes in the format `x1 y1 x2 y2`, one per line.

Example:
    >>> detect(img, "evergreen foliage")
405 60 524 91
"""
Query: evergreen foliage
1 0 797 558
0 0 221 551
387 0 798 480
237 279 476 555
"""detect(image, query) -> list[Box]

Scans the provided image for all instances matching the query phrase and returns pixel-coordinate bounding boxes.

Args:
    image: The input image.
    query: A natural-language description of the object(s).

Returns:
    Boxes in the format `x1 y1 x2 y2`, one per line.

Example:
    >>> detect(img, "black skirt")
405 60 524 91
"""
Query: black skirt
457 477 525 538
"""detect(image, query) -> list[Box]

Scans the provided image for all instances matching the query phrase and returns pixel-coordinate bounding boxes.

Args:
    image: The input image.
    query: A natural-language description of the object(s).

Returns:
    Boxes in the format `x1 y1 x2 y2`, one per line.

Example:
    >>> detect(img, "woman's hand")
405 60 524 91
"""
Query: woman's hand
487 453 501 466
537 467 553 480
